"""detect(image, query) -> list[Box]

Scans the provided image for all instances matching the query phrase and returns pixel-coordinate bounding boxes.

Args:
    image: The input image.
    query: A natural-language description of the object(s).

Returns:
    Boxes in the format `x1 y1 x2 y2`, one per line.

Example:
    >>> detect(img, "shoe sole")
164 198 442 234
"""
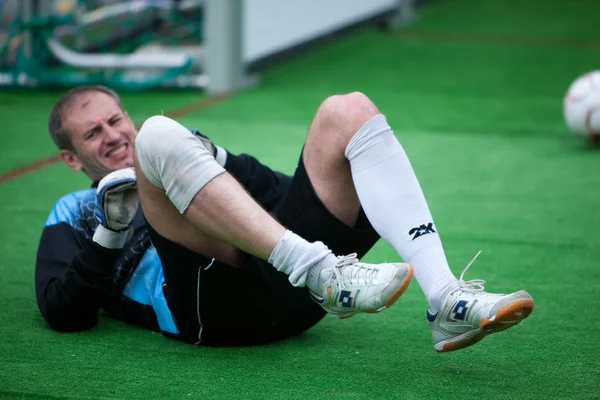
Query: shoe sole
434 297 535 352
338 264 414 319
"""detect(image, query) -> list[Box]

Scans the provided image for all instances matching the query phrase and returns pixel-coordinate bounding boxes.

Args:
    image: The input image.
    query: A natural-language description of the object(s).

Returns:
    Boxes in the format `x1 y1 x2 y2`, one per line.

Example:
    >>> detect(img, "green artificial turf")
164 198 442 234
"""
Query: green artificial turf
1 0 599 398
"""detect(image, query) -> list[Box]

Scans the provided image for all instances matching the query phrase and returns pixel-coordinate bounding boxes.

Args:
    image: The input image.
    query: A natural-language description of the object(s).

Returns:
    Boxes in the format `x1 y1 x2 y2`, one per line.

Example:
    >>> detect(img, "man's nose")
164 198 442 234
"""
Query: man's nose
104 124 121 142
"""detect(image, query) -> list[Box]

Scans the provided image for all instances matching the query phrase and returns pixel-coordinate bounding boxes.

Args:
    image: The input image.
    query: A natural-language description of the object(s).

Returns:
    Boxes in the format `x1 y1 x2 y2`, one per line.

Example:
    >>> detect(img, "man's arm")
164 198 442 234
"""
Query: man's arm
36 172 138 332
35 223 119 332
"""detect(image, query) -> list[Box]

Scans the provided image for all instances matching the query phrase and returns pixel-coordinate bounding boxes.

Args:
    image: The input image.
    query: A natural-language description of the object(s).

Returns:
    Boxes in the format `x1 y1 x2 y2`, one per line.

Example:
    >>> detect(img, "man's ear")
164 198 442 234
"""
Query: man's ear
59 149 83 172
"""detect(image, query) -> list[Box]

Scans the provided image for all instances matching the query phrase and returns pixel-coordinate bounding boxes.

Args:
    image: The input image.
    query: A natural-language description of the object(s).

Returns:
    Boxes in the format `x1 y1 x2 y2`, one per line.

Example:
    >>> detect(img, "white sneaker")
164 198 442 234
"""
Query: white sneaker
309 253 413 319
427 252 534 352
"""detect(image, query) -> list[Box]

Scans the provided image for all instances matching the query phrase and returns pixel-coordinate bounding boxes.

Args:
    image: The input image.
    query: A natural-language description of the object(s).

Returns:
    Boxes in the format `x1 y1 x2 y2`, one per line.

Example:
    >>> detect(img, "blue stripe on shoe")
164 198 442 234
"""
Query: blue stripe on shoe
427 310 438 322
308 291 325 305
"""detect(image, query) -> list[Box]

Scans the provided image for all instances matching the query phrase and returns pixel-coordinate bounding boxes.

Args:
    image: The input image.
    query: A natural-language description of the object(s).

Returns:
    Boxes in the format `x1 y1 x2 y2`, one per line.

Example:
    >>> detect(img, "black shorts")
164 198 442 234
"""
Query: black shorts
149 152 380 346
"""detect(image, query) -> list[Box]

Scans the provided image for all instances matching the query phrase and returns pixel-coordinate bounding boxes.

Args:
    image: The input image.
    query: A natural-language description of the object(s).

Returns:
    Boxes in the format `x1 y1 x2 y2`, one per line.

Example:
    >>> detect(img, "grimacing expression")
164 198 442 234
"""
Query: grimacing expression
60 92 136 181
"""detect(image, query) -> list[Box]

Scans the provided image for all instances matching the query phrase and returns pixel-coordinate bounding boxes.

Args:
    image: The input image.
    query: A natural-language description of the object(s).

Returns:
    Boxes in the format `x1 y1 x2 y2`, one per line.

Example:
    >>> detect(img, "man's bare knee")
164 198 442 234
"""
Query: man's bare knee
320 92 380 128
310 92 381 149
302 93 380 226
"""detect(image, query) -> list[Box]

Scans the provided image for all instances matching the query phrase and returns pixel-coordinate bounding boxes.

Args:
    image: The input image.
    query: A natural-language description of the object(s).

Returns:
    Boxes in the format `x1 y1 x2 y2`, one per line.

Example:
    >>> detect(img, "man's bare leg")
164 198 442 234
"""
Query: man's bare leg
135 161 257 266
134 116 333 279
136 160 285 263
302 93 377 226
304 92 533 351
298 92 458 312
133 115 413 318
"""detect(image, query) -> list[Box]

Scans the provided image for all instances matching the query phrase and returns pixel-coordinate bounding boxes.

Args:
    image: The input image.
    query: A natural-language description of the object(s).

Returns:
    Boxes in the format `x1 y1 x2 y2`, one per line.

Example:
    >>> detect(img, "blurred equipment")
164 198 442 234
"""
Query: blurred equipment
563 71 600 141
0 0 413 93
0 0 203 90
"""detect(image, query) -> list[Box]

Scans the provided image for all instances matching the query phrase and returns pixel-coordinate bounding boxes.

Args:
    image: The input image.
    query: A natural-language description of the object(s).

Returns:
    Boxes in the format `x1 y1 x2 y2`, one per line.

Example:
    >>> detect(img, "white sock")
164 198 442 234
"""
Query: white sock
345 114 459 313
268 230 338 292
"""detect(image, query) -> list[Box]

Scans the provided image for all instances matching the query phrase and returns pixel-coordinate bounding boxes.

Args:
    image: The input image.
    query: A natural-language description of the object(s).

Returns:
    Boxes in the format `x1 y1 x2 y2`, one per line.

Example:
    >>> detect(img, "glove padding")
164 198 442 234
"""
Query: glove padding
93 167 139 249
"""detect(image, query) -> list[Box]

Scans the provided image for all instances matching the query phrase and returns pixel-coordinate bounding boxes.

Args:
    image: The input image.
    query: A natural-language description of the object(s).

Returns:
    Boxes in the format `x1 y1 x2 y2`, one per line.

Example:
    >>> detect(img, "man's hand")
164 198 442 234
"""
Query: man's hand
93 167 139 249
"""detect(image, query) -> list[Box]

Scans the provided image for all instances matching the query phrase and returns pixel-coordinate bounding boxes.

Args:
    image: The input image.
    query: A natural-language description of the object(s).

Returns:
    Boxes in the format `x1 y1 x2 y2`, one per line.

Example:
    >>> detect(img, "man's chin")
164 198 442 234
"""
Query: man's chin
109 158 134 171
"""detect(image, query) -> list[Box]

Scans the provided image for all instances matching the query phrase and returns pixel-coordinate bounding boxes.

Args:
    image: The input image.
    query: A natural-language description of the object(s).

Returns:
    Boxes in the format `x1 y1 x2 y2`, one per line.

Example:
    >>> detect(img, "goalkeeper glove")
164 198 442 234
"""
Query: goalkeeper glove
93 167 139 249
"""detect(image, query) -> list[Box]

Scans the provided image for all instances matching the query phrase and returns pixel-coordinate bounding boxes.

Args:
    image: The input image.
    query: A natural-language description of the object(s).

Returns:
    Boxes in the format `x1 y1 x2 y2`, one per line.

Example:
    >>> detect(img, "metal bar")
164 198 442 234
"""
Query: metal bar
204 0 245 94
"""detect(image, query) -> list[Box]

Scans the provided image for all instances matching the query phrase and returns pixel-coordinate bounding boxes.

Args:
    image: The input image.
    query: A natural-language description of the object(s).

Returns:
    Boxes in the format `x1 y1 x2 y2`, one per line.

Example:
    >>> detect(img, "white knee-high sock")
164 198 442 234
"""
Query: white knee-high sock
345 114 459 313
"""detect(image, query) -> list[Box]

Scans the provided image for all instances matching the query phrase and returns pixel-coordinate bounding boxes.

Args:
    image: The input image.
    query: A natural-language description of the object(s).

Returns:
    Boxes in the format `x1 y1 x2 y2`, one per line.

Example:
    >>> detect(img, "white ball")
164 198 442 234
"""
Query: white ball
563 71 600 139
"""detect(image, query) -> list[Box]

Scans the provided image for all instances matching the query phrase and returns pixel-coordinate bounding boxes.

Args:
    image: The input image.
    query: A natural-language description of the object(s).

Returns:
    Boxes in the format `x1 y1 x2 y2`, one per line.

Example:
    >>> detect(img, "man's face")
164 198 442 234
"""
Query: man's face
60 91 136 181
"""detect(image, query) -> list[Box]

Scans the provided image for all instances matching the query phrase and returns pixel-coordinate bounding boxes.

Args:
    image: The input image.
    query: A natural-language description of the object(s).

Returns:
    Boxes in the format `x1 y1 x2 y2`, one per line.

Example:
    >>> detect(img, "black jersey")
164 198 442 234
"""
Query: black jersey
34 152 290 337
35 188 179 335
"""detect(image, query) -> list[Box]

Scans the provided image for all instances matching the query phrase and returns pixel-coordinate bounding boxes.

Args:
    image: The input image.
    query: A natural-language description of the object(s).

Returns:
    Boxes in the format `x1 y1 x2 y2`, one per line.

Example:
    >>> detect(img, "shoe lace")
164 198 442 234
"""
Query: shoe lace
330 253 377 290
457 250 486 294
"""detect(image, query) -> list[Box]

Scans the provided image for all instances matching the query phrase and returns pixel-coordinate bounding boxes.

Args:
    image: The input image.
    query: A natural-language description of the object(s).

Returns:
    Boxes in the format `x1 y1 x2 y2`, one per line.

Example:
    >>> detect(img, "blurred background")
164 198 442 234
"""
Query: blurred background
1 1 600 399
0 0 413 92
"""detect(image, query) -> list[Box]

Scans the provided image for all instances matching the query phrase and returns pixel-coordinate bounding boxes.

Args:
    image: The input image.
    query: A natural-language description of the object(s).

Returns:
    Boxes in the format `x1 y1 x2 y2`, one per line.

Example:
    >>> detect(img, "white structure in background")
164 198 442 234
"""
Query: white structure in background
16 0 413 93
244 0 410 63
208 0 412 94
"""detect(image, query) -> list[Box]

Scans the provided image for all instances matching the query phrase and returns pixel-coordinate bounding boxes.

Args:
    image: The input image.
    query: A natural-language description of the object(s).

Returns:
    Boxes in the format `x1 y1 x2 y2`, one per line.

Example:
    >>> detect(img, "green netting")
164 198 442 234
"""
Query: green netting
0 0 204 89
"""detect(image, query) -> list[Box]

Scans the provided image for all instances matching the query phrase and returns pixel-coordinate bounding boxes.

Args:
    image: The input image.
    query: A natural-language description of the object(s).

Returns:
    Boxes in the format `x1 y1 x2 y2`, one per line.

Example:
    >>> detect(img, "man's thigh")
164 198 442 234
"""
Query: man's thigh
274 151 380 259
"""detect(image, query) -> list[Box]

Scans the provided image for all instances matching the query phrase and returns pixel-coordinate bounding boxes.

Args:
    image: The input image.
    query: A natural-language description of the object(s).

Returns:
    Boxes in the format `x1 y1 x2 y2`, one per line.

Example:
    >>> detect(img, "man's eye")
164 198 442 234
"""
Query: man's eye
85 131 97 140
110 118 121 125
